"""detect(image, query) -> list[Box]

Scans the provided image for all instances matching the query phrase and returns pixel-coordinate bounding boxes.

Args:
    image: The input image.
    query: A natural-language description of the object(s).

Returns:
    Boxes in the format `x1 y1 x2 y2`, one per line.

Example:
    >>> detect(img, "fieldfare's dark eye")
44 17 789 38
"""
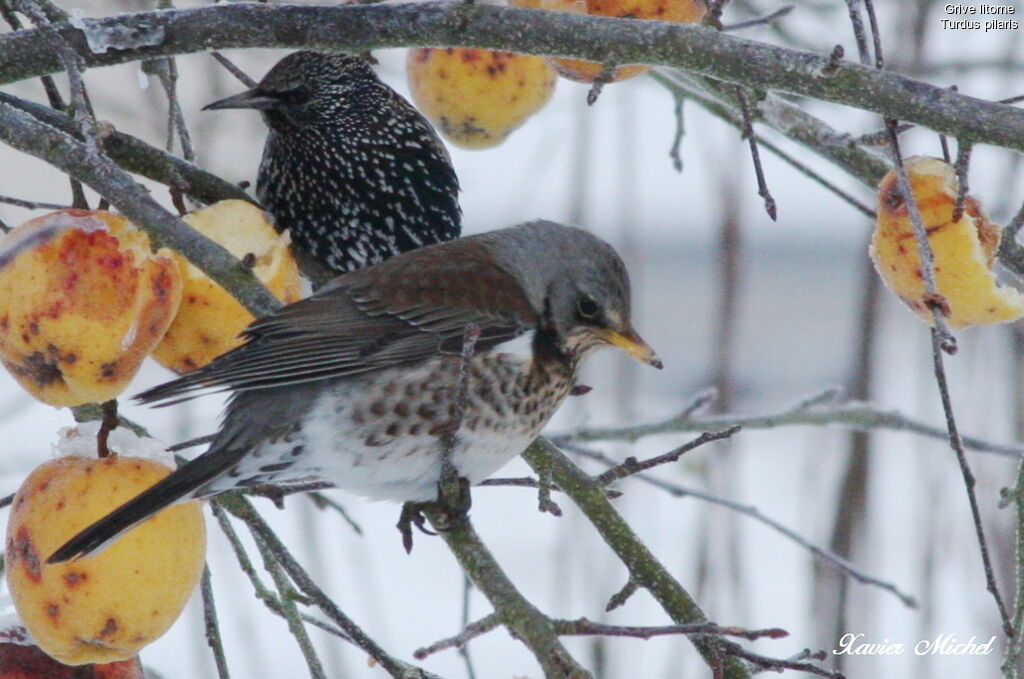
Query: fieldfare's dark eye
577 296 600 319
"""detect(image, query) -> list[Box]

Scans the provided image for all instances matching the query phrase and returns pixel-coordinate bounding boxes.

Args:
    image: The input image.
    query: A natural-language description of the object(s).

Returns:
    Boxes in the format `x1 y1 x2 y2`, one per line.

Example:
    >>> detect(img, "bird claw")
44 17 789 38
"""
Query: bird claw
397 502 436 554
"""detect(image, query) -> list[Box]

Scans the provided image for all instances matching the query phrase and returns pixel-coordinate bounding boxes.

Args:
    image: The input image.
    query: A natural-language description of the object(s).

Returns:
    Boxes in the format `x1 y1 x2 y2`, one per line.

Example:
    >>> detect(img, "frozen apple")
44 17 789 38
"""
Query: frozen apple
151 199 301 372
407 47 557 149
5 425 206 666
870 156 1024 328
0 210 182 407
542 0 707 83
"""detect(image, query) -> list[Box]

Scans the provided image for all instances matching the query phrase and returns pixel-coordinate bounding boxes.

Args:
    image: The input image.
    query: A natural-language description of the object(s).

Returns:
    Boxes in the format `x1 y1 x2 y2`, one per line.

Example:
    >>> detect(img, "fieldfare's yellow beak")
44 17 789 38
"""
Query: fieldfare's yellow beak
602 328 663 369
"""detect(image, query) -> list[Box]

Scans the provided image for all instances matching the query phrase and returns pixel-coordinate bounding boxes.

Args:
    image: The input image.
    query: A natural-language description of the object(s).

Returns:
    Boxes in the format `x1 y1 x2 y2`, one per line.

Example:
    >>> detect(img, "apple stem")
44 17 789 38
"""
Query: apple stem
96 399 119 458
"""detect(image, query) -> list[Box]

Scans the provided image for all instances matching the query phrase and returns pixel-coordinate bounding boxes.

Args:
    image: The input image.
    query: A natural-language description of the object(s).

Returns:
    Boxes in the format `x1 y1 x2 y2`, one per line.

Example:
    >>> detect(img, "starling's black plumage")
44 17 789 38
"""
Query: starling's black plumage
205 51 461 273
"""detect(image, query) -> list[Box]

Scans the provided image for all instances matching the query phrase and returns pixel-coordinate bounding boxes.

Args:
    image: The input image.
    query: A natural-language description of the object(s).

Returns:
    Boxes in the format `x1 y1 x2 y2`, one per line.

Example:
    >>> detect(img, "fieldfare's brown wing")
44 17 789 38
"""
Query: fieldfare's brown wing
136 238 536 405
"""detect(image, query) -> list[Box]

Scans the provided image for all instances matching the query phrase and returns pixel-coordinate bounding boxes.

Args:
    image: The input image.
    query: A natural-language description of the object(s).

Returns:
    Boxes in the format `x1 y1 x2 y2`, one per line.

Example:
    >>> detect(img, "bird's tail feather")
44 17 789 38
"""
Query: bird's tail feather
47 446 246 563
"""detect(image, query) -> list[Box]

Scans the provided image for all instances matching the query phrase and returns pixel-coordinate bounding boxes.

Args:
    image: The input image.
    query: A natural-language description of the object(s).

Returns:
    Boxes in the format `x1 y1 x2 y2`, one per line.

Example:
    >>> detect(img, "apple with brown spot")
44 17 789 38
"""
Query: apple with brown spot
407 47 556 149
5 433 205 666
0 210 182 407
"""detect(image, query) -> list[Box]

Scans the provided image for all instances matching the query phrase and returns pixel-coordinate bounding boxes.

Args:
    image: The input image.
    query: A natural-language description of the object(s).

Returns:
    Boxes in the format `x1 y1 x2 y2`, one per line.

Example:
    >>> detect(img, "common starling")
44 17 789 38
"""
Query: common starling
205 51 461 274
49 221 661 562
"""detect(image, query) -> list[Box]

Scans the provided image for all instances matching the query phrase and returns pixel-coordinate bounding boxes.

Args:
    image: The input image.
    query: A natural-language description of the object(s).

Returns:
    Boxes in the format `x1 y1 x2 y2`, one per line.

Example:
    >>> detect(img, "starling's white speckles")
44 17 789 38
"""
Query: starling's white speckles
240 51 461 274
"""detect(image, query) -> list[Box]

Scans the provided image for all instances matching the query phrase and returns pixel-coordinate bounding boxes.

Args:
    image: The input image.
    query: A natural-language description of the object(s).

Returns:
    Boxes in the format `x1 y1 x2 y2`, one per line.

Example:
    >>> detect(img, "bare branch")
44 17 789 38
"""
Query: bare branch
199 566 231 679
927 324 1013 636
217 495 442 678
551 618 787 642
734 87 777 221
0 96 280 318
414 613 501 661
723 5 793 31
562 440 918 607
420 504 595 678
1 4 1023 151
210 51 257 88
596 426 741 485
0 194 70 211
566 395 1023 458
523 438 752 679
0 92 253 207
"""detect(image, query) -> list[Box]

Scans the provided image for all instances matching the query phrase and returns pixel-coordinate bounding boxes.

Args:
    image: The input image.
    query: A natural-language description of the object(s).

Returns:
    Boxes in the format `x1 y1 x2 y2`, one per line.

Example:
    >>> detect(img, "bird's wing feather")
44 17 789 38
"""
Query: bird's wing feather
136 241 536 405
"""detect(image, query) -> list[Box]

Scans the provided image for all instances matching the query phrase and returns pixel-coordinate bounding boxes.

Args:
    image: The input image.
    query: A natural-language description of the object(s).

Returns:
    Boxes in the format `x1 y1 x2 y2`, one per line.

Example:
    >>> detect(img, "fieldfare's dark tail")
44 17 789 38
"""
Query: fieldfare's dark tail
47 446 246 563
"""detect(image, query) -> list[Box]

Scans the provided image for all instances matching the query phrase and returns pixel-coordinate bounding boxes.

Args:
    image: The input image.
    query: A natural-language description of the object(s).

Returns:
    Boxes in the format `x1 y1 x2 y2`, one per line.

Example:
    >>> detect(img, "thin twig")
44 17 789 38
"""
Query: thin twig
305 492 362 536
929 327 1012 636
250 526 328 679
439 323 481 497
725 644 841 678
734 86 777 221
458 574 479 679
19 0 99 150
0 194 69 211
651 70 879 217
879 121 960 354
862 0 883 69
218 495 437 678
168 433 217 451
210 501 351 642
414 613 501 660
564 440 918 608
723 5 793 31
1001 456 1024 675
199 565 231 679
0 0 88 207
157 57 196 162
605 579 639 612
952 140 973 223
842 0 872 67
551 618 787 642
668 90 685 172
596 426 741 485
564 393 1023 457
586 62 617 106
211 51 258 88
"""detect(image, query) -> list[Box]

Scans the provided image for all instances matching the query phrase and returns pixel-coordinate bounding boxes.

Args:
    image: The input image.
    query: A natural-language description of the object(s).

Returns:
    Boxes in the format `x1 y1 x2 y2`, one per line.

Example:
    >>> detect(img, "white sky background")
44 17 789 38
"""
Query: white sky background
1 1 1024 677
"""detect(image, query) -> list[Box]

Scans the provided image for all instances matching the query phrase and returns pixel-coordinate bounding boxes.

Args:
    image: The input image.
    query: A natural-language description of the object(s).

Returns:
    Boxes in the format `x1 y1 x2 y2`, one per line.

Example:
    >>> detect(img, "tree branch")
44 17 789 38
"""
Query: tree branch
0 3 1022 151
523 438 754 679
0 96 280 317
421 505 594 678
0 91 252 206
564 393 1024 458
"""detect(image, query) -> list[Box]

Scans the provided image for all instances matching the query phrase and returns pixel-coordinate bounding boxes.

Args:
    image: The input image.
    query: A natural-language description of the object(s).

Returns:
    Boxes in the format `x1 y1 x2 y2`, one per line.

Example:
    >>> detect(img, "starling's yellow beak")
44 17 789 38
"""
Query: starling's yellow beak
602 328 663 369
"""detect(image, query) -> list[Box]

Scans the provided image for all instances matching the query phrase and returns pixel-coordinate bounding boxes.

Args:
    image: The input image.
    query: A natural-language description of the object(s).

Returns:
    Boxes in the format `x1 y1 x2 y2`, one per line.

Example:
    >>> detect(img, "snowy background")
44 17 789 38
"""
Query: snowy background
1 1 1023 677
